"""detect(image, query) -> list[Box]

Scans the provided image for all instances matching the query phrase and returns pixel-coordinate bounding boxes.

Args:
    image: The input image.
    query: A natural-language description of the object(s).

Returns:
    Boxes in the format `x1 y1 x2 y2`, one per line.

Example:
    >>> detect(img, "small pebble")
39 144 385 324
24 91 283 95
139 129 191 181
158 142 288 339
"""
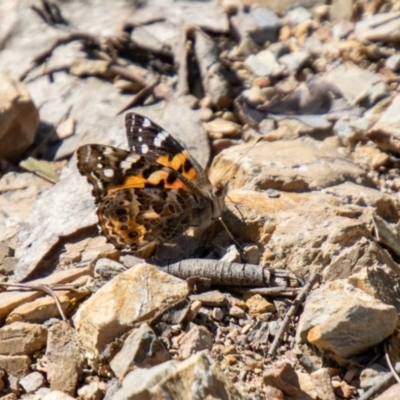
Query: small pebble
225 355 238 365
212 308 224 321
241 323 253 334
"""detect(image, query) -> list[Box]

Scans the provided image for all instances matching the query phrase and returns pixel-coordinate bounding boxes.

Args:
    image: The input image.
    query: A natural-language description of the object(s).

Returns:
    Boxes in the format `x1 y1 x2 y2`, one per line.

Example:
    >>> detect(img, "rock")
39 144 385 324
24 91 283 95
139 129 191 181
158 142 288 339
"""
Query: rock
6 277 90 324
297 280 398 358
355 12 400 42
359 363 390 389
203 118 241 139
368 94 400 155
324 64 382 104
329 0 353 23
264 385 285 400
46 321 84 395
75 263 188 355
0 266 91 323
279 51 309 75
374 383 400 400
0 242 15 275
211 308 224 321
220 244 241 263
42 391 75 400
0 322 47 355
190 291 226 307
229 305 245 318
0 74 39 160
263 363 301 396
93 258 127 281
310 368 336 400
113 351 243 400
332 21 354 39
0 355 30 378
243 294 275 315
371 152 390 169
323 182 398 221
210 137 369 192
245 50 282 77
231 7 280 45
77 382 102 400
284 7 312 26
385 54 400 72
110 323 171 380
19 372 45 393
178 323 213 359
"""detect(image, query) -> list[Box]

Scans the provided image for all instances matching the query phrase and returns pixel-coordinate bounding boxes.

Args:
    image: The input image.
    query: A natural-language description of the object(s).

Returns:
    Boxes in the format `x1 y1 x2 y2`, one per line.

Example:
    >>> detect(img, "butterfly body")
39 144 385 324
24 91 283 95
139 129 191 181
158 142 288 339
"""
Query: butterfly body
77 113 226 252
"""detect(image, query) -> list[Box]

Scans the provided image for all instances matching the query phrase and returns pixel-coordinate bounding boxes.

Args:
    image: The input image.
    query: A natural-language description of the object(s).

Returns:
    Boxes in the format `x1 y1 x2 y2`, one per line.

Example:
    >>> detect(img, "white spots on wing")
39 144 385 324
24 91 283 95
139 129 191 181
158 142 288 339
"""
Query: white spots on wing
97 163 103 169
138 127 142 133
143 118 151 127
141 144 149 154
121 154 141 171
103 147 114 155
138 136 143 142
90 172 103 189
104 169 114 178
154 130 169 147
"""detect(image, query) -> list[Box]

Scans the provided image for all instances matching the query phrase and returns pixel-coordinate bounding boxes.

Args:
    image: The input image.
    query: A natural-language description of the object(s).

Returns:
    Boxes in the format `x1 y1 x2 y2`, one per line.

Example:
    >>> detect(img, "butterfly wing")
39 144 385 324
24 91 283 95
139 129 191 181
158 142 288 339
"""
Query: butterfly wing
125 113 211 190
77 142 214 251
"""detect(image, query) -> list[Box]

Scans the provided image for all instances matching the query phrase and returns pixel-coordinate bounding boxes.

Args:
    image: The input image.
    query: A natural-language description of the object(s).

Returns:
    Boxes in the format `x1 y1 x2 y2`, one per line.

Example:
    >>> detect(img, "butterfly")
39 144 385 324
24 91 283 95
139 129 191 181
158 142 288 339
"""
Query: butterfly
77 113 227 255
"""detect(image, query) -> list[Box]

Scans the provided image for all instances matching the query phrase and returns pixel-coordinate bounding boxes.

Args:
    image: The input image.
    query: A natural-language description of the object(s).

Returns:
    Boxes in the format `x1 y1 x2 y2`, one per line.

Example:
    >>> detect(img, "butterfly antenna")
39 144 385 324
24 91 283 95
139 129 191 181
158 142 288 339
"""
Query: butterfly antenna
218 217 244 252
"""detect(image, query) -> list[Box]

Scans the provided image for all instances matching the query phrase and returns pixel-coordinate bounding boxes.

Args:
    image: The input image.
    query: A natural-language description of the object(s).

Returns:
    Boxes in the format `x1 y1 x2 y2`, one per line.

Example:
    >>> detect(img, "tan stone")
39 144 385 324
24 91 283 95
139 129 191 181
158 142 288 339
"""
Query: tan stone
243 294 275 315
0 74 39 160
178 324 213 359
0 355 30 378
263 363 301 396
374 383 400 400
113 351 243 400
299 281 398 358
75 263 188 355
6 281 90 324
310 368 336 400
204 118 241 139
43 391 75 400
0 322 46 355
210 137 368 192
0 266 92 323
46 321 83 395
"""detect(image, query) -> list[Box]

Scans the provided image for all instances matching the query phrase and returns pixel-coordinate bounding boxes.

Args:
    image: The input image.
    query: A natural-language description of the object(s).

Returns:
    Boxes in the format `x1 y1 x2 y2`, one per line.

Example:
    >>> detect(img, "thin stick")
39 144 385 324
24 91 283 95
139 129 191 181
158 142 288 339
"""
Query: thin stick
0 282 80 322
268 271 320 356
385 341 400 384
359 360 400 400
115 78 160 116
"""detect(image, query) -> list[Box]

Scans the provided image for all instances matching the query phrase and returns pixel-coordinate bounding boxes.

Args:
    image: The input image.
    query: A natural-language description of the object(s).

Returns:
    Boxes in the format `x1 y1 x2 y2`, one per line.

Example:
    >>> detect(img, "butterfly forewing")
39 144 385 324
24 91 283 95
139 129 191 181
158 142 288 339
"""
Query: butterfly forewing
77 112 223 252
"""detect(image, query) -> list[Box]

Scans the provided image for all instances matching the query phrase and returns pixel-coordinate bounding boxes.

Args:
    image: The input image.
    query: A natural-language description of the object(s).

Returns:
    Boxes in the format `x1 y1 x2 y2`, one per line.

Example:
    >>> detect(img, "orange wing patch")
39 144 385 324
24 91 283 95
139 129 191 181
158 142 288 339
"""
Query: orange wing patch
107 170 188 194
156 151 197 180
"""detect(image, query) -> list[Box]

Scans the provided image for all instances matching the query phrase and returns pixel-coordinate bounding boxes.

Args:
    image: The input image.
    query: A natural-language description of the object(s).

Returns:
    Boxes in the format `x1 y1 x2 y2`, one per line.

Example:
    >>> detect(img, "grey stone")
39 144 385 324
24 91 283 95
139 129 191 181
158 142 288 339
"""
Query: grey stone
332 21 354 39
231 8 280 45
284 7 312 26
279 51 310 74
110 323 171 380
245 50 282 77
113 351 243 400
385 54 400 72
19 372 45 394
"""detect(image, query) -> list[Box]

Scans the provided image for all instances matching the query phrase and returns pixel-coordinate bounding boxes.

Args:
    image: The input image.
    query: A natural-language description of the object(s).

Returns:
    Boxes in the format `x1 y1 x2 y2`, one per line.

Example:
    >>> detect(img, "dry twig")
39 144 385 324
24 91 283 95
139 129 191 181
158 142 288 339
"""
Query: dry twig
0 282 79 322
116 77 160 115
268 271 320 356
